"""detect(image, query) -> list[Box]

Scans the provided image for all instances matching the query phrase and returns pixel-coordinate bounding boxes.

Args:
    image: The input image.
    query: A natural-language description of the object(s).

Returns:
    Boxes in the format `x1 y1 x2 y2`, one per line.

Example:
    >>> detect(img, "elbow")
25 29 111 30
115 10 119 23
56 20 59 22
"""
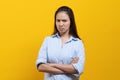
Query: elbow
37 66 42 72
77 68 84 75
79 69 84 75
37 63 45 72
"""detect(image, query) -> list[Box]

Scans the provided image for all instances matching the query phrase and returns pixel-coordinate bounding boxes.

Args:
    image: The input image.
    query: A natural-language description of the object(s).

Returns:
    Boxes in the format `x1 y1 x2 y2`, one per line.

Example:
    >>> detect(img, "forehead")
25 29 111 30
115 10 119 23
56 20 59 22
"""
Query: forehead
56 11 69 19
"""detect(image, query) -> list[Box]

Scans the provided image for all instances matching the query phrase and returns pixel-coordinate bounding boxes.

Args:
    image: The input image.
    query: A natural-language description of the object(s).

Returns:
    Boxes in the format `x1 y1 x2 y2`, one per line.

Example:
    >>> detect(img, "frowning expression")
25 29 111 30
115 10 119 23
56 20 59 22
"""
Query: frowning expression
56 11 70 35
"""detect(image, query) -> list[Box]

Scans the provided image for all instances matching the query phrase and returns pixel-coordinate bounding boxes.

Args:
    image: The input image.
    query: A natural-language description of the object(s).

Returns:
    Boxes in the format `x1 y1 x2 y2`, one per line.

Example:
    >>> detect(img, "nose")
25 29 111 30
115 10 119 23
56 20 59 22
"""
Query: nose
59 21 64 27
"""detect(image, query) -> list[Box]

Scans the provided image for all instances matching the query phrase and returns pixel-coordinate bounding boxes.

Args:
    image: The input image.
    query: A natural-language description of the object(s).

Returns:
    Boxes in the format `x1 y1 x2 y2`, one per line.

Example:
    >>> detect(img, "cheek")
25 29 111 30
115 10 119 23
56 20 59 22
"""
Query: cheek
66 23 70 29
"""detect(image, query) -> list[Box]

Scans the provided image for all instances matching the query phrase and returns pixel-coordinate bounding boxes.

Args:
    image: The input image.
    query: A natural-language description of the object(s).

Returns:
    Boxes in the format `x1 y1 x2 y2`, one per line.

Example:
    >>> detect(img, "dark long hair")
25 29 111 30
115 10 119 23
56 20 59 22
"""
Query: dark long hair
52 6 81 39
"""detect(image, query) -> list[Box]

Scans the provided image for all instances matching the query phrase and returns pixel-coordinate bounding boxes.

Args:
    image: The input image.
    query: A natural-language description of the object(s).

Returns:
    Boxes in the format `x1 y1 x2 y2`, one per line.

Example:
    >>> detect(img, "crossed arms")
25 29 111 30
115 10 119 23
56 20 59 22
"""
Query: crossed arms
37 57 79 74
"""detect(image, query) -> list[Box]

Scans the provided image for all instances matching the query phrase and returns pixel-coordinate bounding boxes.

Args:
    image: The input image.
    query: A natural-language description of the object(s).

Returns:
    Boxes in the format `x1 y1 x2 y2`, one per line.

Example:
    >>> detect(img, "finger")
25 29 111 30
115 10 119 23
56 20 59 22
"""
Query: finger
74 57 79 60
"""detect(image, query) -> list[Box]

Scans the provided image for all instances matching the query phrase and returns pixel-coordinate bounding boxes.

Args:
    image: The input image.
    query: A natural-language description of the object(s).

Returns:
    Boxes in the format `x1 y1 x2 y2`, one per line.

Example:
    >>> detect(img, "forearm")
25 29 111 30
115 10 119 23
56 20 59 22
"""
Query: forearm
37 63 65 74
48 63 77 74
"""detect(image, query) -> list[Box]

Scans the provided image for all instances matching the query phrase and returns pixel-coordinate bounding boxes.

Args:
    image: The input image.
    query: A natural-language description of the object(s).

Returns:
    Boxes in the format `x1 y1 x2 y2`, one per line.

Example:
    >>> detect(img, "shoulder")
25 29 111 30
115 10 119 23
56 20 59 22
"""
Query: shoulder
77 39 84 44
74 38 84 48
72 37 83 44
43 35 55 42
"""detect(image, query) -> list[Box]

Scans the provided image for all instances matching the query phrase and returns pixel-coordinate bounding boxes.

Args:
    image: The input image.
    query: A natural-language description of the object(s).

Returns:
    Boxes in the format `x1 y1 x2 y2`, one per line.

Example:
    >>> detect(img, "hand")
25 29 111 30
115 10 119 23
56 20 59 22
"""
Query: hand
71 57 79 64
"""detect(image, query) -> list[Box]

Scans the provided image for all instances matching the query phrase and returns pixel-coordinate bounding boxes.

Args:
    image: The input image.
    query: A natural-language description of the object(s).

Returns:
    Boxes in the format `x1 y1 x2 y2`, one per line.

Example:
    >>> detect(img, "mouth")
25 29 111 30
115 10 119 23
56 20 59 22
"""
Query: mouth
59 28 64 31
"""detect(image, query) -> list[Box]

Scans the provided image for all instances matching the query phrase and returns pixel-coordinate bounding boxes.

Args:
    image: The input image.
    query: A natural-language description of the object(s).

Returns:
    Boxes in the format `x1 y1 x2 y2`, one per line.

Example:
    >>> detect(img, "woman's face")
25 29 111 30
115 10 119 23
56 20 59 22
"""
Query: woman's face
56 11 70 35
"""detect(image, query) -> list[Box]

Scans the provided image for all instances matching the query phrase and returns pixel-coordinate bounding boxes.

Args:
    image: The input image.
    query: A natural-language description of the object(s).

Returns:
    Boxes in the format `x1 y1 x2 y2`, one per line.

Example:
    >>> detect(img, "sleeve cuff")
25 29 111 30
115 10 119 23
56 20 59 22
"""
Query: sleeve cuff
72 63 83 77
36 58 47 69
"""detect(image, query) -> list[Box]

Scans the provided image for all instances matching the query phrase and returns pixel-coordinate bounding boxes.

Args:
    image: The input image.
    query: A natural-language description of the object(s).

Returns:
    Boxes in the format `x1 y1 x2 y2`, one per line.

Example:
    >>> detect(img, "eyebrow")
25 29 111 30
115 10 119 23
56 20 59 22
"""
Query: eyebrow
56 19 67 21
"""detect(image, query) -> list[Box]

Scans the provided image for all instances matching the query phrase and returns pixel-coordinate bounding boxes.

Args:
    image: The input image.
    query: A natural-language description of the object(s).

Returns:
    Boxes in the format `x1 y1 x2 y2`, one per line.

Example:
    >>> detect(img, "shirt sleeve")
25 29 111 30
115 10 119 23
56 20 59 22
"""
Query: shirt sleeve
36 37 48 68
72 40 85 77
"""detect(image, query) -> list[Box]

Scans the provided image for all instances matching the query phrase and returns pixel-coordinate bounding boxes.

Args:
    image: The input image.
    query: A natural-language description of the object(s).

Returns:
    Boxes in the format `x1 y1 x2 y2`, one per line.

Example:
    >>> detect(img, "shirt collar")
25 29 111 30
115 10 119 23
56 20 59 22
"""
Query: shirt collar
52 33 60 38
52 33 78 42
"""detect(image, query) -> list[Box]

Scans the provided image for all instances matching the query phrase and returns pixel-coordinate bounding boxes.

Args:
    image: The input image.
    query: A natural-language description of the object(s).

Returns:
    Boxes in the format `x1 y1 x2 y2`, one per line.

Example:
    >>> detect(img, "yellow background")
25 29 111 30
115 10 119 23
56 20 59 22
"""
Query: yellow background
0 0 120 80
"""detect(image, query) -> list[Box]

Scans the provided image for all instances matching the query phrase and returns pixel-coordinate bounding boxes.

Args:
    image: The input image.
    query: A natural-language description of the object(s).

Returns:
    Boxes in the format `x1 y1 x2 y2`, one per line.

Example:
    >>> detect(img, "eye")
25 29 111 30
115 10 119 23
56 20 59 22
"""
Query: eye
62 20 67 22
56 19 60 22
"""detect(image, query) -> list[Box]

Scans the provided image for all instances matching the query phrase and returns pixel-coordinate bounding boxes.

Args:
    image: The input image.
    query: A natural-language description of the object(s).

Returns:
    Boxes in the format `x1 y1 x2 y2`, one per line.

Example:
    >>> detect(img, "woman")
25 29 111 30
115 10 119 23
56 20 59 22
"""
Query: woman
36 6 85 80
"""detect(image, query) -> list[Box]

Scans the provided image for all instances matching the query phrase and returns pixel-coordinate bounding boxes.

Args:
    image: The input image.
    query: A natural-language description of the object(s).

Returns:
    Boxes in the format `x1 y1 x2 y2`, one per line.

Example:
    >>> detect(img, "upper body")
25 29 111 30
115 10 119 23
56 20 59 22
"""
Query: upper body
36 33 85 80
36 6 85 80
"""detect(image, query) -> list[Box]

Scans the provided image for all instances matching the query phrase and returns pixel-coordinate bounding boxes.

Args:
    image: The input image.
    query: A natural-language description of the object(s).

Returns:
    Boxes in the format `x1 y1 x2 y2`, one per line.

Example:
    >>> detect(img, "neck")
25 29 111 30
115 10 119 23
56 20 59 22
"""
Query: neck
59 31 70 38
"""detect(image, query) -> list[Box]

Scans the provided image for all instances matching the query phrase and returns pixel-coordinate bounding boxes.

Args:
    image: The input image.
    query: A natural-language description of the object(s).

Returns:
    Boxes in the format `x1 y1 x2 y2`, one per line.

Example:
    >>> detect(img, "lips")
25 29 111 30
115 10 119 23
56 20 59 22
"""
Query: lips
59 28 64 31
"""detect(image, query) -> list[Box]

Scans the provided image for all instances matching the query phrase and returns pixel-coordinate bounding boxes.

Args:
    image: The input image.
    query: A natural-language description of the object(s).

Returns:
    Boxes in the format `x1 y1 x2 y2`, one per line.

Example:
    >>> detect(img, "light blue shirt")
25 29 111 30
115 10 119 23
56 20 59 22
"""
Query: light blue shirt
36 33 85 80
